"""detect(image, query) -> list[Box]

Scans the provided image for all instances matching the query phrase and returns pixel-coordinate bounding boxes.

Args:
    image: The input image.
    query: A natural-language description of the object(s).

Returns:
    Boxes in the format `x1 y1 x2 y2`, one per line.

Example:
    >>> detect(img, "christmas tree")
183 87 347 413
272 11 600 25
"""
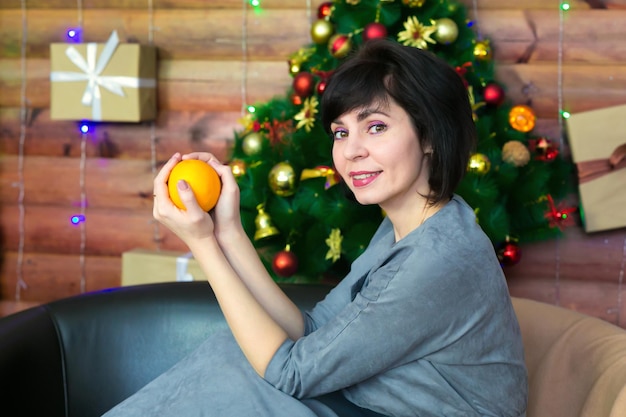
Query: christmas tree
228 0 574 282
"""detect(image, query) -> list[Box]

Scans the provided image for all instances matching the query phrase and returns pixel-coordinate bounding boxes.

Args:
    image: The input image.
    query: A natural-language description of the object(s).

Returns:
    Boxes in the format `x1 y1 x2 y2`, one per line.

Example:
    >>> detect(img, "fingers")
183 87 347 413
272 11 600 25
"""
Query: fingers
176 179 204 215
153 153 181 199
209 159 237 190
181 152 220 164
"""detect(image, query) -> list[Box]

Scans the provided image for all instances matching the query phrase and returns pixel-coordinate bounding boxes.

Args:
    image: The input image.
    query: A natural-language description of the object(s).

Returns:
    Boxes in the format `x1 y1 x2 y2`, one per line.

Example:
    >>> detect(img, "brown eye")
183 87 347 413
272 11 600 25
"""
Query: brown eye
368 123 387 134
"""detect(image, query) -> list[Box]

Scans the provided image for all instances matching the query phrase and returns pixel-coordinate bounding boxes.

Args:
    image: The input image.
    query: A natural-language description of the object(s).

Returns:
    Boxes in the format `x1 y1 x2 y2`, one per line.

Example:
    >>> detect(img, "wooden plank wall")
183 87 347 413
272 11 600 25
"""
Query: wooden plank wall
1 0 625 326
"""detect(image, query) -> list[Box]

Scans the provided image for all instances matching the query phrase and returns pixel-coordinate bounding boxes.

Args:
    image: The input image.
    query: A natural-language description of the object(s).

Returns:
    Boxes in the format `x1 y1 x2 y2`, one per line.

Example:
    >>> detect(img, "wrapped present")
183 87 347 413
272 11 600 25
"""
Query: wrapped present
50 31 156 122
121 248 207 286
566 104 626 232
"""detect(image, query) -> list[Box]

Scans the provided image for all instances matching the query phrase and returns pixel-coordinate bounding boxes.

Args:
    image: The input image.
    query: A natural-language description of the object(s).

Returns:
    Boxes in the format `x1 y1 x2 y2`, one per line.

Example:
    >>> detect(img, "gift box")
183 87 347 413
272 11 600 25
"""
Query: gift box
566 104 626 233
121 248 207 286
50 31 156 122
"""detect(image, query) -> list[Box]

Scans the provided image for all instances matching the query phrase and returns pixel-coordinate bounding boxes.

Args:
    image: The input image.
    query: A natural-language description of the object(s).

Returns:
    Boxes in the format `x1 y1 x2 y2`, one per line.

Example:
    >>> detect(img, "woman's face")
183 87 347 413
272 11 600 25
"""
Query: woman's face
331 98 431 213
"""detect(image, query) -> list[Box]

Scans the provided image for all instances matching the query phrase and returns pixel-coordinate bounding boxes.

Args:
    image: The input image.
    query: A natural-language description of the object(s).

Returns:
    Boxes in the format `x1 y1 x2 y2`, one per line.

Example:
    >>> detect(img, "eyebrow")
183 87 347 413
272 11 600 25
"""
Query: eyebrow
332 106 391 125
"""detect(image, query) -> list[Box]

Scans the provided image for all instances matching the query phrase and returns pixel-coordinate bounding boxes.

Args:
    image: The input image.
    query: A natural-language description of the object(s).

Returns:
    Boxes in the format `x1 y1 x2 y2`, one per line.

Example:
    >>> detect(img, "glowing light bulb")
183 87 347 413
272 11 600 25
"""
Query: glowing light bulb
80 123 90 134
70 215 85 225
560 2 570 11
66 27 83 42
247 105 256 113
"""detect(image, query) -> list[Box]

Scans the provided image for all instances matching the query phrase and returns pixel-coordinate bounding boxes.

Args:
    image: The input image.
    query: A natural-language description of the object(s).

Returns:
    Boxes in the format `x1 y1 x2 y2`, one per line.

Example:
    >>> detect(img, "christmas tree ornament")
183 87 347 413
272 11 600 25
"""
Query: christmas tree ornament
242 131 263 155
483 82 505 106
530 137 560 161
402 0 426 6
467 153 491 175
294 96 319 132
272 246 299 277
501 140 531 167
301 166 340 189
311 19 334 45
363 22 388 42
473 39 492 62
292 71 315 98
434 18 458 44
268 161 297 197
167 160 222 212
544 194 577 229
288 47 315 75
498 241 521 266
229 159 247 178
509 104 536 132
316 79 327 95
253 205 280 241
291 93 303 106
328 34 352 59
317 1 333 19
325 228 343 262
398 16 437 49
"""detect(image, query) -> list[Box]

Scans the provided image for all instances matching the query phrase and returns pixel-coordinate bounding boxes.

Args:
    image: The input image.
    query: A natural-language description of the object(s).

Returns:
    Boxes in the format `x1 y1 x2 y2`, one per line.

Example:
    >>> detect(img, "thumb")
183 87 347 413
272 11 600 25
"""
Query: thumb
177 179 200 210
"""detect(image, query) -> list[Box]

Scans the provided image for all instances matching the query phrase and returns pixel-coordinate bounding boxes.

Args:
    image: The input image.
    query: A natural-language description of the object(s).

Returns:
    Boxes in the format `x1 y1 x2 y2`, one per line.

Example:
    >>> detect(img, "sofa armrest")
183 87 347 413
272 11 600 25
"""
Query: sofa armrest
0 306 67 417
512 297 626 417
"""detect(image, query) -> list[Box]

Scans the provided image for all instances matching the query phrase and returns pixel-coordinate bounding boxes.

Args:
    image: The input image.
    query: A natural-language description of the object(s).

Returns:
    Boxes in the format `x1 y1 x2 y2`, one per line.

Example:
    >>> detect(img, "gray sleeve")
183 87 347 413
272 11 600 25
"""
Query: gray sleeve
264 243 483 399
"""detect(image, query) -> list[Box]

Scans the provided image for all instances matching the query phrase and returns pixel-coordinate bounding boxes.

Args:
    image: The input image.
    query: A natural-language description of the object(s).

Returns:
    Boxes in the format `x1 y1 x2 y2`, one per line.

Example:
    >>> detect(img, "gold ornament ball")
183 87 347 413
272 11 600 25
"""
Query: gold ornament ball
434 18 458 44
311 19 334 44
509 105 536 133
242 132 263 156
289 60 301 75
501 140 531 167
268 162 297 197
229 159 247 178
473 40 492 62
467 153 491 175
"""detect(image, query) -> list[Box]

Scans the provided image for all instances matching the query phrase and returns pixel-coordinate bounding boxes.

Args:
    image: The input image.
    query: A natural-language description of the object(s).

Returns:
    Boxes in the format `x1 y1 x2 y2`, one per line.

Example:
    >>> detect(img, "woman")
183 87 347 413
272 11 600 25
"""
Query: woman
104 39 527 417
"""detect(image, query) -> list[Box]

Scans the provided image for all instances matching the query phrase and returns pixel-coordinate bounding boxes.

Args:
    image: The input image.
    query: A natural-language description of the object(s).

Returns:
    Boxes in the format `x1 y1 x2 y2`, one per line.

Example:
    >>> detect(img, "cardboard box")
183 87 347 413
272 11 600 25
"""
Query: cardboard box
121 248 207 286
567 104 626 233
50 31 156 122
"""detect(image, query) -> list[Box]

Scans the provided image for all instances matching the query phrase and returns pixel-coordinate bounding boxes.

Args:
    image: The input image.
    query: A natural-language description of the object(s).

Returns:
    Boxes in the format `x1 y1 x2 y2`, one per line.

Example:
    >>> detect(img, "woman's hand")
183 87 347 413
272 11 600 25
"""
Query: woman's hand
153 152 244 247
153 153 214 246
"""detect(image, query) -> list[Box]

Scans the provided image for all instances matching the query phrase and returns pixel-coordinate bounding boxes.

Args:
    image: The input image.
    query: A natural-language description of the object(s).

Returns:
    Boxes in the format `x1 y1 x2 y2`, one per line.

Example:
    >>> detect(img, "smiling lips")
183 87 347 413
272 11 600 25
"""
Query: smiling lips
350 171 381 187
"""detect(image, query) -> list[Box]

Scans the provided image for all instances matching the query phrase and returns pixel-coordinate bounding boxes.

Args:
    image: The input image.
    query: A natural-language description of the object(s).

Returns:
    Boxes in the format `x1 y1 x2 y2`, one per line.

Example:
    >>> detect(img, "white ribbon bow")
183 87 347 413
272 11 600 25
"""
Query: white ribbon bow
50 30 156 121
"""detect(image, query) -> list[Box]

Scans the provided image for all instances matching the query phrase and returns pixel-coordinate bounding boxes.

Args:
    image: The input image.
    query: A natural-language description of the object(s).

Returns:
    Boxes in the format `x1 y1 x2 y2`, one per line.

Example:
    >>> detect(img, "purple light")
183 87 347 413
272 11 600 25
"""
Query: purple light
80 123 90 134
66 27 83 43
70 214 86 225
467 20 475 28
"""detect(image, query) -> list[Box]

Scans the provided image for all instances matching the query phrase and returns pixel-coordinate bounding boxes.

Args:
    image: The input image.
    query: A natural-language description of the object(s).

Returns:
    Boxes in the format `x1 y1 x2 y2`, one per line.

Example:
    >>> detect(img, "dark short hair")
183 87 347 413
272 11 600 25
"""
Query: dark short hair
321 39 476 205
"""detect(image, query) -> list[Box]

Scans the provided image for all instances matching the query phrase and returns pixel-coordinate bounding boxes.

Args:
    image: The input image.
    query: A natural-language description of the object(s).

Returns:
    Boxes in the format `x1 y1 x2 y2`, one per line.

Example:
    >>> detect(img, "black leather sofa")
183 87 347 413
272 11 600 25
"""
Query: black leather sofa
0 281 329 417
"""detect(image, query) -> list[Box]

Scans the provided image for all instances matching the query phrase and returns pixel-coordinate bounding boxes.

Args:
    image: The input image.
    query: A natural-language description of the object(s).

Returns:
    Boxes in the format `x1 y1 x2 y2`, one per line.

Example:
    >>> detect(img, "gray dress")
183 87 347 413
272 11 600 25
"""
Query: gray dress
103 195 527 417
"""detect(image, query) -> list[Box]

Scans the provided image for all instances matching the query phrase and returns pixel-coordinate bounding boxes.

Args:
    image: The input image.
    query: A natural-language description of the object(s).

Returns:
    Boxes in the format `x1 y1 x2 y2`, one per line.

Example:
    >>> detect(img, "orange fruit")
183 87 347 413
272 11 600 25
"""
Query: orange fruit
167 159 221 211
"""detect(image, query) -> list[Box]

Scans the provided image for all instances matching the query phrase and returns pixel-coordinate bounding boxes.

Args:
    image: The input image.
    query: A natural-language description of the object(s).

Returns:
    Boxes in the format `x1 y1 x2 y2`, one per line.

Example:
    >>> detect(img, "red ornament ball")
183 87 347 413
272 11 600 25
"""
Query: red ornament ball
328 34 352 59
483 83 505 106
292 71 315 98
272 250 299 278
498 242 522 267
316 80 327 95
318 2 333 19
363 22 387 42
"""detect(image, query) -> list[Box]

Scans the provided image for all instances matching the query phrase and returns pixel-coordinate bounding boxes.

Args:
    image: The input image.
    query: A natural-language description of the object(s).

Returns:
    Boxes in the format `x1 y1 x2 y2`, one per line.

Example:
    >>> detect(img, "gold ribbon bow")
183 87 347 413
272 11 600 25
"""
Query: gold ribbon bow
300 166 339 189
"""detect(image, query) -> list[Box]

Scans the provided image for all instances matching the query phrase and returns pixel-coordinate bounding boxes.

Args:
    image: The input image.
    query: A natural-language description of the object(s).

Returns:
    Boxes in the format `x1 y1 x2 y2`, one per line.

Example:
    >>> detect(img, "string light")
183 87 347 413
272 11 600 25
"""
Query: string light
70 214 86 225
15 0 29 301
66 27 83 42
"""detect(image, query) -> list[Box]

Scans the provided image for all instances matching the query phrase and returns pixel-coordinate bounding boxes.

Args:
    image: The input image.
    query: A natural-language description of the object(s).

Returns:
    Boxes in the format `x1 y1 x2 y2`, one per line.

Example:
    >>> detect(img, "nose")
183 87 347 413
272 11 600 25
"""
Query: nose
340 133 368 161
